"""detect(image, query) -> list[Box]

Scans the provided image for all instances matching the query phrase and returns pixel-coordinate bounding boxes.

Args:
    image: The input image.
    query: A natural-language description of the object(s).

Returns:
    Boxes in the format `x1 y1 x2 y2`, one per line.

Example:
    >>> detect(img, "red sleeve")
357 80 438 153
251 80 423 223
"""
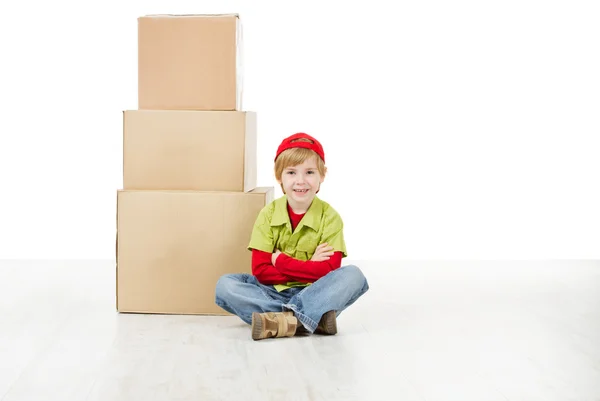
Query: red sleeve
274 251 343 282
251 249 294 285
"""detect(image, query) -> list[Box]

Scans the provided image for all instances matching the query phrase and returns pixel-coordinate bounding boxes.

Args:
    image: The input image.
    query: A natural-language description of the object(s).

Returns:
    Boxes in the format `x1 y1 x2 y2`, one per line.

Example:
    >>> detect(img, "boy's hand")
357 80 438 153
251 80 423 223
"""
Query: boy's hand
311 243 335 262
272 249 282 266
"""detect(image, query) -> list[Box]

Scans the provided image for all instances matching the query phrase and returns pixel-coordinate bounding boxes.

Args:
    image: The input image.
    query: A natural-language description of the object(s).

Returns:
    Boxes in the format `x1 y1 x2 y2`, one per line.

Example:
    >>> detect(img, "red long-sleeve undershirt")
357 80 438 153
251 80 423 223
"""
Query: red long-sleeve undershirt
251 203 343 285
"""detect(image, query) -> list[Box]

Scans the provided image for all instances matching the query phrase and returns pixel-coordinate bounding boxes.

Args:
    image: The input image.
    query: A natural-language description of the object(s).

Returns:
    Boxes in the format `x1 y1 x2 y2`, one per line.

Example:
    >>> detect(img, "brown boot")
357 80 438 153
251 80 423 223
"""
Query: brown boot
251 311 298 340
314 310 337 335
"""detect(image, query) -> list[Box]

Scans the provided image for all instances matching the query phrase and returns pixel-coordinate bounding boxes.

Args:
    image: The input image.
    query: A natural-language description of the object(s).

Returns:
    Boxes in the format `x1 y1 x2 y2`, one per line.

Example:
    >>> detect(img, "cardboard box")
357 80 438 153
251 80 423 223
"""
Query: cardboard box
138 14 242 110
116 187 274 315
123 110 257 192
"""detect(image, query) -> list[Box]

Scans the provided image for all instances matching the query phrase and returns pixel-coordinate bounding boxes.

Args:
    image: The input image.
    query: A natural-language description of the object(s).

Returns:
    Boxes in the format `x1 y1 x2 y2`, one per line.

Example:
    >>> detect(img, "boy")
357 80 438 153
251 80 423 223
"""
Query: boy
215 133 369 340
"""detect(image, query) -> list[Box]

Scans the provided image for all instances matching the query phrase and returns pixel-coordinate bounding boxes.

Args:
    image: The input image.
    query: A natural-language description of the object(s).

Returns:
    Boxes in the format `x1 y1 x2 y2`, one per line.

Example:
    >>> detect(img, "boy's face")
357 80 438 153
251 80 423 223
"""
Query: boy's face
277 157 324 211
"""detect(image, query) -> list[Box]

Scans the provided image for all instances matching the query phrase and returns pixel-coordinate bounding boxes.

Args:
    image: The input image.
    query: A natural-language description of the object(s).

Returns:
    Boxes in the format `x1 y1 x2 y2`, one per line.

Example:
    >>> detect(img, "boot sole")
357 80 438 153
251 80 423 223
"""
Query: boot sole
251 312 264 340
316 310 337 335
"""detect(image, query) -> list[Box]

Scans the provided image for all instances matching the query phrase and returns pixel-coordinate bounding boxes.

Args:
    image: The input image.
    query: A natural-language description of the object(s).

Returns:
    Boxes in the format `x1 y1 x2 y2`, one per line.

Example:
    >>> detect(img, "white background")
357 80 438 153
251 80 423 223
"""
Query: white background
0 1 598 260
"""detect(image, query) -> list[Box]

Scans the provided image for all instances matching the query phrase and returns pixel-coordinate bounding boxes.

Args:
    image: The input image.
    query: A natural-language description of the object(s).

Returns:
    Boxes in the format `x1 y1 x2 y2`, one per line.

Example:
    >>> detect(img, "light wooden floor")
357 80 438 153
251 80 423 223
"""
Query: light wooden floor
0 260 599 401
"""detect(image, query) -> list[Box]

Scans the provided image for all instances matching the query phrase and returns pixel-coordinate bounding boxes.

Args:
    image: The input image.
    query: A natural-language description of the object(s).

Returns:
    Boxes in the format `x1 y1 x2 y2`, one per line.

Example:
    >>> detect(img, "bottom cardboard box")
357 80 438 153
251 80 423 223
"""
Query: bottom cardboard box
116 187 273 315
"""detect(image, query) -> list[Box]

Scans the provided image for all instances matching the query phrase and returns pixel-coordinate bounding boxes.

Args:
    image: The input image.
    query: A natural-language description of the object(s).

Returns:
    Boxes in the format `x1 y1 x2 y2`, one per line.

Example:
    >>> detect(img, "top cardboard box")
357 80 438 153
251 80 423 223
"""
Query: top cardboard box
138 14 242 111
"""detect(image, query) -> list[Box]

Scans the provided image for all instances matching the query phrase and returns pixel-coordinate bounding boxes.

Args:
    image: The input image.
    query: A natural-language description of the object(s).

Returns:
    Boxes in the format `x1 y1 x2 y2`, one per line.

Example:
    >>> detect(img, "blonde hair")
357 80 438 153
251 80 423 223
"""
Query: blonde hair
274 138 327 193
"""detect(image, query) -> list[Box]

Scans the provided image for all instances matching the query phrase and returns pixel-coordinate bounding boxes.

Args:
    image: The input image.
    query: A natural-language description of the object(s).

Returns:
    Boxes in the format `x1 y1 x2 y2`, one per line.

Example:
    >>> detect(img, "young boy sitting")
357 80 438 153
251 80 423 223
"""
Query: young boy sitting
215 133 369 340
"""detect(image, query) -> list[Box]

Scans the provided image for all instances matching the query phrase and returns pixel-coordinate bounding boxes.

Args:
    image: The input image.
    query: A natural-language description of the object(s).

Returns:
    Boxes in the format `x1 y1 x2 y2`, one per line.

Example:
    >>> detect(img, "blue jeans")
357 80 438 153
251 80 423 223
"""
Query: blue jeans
215 265 369 333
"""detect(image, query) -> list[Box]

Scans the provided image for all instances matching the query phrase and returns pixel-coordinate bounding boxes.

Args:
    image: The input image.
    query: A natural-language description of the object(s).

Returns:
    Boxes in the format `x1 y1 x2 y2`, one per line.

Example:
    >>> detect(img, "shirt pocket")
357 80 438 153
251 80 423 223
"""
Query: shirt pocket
294 240 316 261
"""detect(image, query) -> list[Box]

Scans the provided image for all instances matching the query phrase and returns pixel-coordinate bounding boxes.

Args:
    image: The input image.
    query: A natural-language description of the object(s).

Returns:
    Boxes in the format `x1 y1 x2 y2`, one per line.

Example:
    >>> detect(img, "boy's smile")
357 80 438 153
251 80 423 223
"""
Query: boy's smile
278 157 324 213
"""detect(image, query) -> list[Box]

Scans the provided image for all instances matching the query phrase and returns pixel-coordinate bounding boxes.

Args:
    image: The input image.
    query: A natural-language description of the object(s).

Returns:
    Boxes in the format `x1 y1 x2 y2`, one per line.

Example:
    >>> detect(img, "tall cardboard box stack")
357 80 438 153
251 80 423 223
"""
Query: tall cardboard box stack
117 14 273 315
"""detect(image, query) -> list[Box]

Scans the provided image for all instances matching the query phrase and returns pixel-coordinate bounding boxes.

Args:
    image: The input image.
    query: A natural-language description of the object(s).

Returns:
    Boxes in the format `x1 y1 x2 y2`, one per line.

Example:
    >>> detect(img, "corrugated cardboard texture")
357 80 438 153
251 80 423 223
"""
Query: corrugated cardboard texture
123 110 257 192
138 14 241 110
116 187 273 315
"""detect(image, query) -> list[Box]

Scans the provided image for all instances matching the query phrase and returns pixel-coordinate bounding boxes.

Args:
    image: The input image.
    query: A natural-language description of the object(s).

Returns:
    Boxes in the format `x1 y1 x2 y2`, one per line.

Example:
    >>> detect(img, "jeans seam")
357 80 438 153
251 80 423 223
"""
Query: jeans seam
255 283 277 301
282 303 318 332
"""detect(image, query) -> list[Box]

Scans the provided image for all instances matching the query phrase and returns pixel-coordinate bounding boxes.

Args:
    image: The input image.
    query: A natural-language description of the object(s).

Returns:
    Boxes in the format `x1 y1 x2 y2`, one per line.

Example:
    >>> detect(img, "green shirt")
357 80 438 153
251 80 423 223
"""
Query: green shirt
248 195 347 291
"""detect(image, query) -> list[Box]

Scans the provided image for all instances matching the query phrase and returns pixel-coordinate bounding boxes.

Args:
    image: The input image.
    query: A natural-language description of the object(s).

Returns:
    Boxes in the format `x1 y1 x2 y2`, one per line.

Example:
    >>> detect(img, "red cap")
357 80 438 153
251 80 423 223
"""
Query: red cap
274 133 325 163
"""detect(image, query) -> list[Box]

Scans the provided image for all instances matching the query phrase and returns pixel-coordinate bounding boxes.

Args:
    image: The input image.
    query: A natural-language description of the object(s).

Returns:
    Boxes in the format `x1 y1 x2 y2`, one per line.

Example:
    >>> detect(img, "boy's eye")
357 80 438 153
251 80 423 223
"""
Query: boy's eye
307 171 314 174
287 171 295 175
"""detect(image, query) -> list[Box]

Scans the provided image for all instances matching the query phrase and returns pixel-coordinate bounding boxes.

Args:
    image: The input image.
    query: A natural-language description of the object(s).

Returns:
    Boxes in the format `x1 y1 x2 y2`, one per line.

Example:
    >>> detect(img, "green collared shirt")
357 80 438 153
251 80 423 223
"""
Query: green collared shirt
248 195 347 291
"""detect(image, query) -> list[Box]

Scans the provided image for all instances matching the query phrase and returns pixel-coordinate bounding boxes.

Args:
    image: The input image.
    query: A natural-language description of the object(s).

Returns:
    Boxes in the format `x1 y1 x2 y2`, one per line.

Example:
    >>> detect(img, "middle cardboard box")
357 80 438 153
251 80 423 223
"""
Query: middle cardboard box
123 110 256 192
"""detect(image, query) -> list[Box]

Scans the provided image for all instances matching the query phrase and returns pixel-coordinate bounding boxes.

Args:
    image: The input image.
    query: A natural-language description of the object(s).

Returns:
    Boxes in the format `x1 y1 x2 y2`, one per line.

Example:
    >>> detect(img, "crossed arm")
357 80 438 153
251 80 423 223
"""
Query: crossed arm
251 244 343 285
